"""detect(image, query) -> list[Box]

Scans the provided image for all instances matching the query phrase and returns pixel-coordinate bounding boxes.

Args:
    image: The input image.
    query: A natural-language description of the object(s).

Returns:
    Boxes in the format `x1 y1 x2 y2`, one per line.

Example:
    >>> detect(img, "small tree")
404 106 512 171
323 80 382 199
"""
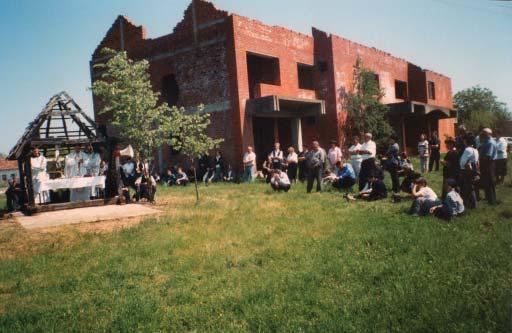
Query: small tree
170 105 223 203
90 48 178 164
454 86 511 133
91 48 222 203
343 57 394 147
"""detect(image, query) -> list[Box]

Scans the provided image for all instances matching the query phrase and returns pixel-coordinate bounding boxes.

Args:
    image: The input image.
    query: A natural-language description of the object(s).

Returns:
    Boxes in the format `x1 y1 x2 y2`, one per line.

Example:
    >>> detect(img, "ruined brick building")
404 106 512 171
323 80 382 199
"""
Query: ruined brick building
91 0 457 171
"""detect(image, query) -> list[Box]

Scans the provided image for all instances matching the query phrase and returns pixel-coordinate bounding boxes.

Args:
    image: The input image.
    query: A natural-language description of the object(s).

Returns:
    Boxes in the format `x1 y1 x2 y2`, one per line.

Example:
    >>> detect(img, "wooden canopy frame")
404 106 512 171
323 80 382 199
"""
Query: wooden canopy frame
7 92 118 214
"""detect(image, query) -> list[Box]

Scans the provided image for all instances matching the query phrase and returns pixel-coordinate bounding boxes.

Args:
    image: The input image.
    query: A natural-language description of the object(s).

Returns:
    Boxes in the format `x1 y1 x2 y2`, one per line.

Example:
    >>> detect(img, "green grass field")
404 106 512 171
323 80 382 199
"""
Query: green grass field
0 167 511 332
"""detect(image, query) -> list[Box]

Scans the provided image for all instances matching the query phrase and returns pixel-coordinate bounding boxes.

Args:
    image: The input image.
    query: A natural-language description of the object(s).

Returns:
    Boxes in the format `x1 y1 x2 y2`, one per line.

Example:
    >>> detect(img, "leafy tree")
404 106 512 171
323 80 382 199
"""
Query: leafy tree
90 48 178 162
0 152 6 159
454 86 511 133
170 105 223 203
91 48 222 203
343 57 394 146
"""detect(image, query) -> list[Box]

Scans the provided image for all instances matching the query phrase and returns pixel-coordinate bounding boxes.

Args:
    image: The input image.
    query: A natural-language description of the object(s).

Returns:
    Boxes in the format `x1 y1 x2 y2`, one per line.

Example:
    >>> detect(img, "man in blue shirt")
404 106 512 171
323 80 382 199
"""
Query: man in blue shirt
332 161 356 191
478 128 497 205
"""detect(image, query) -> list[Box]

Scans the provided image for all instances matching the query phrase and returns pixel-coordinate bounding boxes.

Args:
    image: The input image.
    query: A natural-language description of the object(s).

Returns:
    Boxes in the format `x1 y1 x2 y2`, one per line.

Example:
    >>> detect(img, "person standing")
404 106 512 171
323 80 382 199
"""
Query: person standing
269 142 284 170
327 140 343 172
478 128 497 205
383 135 400 194
31 147 49 204
495 130 508 184
348 136 363 180
242 146 256 183
429 131 440 172
297 147 309 183
6 178 22 211
84 145 101 176
358 133 377 191
459 135 479 209
286 147 298 183
213 151 224 182
440 138 459 200
305 141 325 193
418 134 430 174
65 145 88 178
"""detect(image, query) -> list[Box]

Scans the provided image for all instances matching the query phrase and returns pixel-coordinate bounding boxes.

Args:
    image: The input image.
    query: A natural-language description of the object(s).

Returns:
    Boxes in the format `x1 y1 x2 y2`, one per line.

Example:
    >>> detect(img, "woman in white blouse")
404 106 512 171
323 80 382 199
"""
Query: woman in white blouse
418 134 429 173
348 136 363 179
286 147 298 183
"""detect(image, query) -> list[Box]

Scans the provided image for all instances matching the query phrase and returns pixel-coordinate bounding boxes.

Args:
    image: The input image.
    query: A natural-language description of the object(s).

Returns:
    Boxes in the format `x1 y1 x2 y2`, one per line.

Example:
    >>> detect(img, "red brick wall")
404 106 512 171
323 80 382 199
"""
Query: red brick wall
438 118 456 152
91 0 456 169
425 71 453 109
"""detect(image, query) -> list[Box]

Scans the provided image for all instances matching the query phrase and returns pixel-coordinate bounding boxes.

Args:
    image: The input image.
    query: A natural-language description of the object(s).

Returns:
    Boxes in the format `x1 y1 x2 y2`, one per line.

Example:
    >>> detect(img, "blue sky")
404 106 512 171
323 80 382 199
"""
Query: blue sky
0 0 511 154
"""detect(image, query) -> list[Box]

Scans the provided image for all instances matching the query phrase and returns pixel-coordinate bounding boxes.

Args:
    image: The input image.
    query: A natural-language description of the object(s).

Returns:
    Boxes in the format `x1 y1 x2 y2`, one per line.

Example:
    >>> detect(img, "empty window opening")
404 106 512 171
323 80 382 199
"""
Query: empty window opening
162 74 180 107
427 81 436 100
395 80 408 99
298 64 315 90
373 73 380 87
247 52 280 98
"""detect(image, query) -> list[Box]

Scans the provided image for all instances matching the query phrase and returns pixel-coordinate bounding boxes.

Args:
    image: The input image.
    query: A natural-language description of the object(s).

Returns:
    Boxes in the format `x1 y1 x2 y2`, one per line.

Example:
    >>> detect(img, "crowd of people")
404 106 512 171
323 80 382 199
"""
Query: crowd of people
6 126 507 222
228 126 507 221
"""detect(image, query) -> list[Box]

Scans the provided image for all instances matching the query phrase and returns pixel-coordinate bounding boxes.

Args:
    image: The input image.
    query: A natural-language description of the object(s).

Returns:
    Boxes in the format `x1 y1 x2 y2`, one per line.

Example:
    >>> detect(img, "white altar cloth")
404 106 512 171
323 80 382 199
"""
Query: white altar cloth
39 176 106 192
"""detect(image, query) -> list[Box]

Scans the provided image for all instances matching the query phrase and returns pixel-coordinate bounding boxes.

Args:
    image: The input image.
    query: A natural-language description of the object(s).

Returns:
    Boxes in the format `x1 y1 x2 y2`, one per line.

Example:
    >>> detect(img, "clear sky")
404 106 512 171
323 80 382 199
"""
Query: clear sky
0 0 511 154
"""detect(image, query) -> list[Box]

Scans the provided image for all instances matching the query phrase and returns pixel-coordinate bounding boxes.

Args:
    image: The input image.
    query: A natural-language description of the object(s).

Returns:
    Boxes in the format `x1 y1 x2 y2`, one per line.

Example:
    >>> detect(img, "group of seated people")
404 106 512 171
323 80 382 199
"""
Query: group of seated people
119 156 158 203
160 151 238 187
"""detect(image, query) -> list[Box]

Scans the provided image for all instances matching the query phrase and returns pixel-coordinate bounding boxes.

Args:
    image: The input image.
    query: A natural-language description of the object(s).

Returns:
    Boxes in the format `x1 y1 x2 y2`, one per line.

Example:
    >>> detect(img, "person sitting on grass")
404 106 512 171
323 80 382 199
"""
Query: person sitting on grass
203 166 215 186
429 178 465 221
400 165 422 194
398 152 414 172
223 164 237 183
176 167 189 186
349 172 387 201
332 161 356 191
134 168 157 203
270 169 291 192
322 169 337 186
409 178 441 216
164 166 177 186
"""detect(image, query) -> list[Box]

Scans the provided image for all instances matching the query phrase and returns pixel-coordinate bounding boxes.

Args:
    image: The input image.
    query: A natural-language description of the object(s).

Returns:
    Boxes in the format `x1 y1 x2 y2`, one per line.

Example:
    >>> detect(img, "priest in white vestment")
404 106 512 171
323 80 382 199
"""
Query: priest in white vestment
65 146 90 202
31 148 49 204
84 145 102 198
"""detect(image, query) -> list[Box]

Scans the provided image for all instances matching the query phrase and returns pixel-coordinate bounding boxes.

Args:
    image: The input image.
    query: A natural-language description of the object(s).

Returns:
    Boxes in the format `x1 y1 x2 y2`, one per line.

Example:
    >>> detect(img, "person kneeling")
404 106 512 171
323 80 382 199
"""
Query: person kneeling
270 169 291 192
134 171 157 203
176 168 189 186
355 173 387 201
332 161 356 191
429 178 465 221
409 178 441 216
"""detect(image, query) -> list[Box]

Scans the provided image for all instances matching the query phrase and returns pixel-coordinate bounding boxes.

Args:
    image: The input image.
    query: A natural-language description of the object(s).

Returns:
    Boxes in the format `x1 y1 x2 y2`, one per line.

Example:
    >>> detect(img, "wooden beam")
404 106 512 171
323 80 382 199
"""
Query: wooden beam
32 197 123 214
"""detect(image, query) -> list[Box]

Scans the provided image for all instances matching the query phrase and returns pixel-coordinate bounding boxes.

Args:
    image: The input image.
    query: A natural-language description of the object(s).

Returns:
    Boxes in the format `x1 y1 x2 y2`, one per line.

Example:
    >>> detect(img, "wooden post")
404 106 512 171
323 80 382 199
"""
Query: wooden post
17 159 27 205
24 157 35 206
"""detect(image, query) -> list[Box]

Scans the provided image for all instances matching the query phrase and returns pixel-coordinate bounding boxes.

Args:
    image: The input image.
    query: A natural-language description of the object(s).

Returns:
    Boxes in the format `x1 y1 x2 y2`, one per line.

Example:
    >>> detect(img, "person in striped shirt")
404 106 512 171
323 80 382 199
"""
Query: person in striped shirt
430 178 465 220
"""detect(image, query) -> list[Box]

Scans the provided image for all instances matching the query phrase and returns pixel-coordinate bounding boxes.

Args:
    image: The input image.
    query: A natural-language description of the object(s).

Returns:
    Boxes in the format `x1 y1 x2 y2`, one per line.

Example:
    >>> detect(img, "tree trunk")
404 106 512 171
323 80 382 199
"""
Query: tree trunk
193 166 199 204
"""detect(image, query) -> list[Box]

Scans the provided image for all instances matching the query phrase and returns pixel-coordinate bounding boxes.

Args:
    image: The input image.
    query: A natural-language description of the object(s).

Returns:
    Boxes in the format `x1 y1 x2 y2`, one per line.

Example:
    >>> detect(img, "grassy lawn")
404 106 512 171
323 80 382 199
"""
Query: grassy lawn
0 168 511 332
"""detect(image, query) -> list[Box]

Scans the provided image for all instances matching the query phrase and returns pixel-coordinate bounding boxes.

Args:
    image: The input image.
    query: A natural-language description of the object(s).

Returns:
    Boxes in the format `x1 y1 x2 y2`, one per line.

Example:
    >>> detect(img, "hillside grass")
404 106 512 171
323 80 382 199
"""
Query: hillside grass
0 166 511 332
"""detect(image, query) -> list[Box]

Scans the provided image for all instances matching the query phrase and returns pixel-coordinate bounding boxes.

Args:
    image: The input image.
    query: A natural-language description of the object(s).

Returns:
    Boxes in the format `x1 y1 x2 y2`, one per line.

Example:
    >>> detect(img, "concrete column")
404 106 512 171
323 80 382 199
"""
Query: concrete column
291 118 303 151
